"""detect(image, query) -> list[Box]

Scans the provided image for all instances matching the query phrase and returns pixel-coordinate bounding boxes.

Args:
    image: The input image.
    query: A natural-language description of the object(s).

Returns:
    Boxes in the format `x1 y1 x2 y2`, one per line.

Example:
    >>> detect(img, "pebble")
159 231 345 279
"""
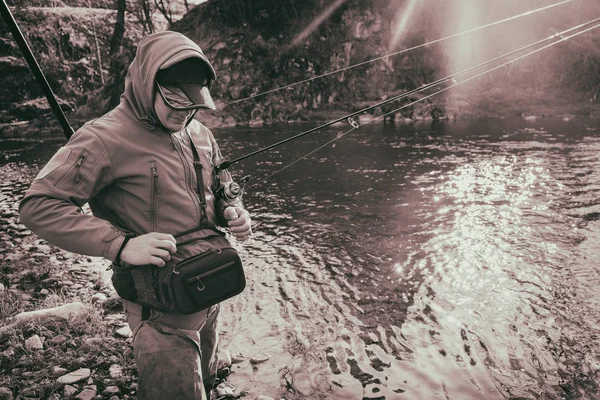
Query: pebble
249 354 270 365
215 383 234 398
39 288 49 296
57 368 91 384
102 386 120 396
0 387 13 400
92 293 108 304
49 335 68 346
1 348 14 357
231 352 246 364
63 385 77 397
116 327 132 338
217 349 232 370
62 280 75 286
24 335 43 350
109 364 124 379
52 366 69 377
0 283 4 292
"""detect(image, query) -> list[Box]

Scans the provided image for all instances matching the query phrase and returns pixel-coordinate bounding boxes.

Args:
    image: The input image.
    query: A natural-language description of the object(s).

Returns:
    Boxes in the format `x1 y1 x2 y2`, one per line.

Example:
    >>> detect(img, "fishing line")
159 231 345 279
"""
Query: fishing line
246 19 600 188
225 0 574 107
219 16 600 173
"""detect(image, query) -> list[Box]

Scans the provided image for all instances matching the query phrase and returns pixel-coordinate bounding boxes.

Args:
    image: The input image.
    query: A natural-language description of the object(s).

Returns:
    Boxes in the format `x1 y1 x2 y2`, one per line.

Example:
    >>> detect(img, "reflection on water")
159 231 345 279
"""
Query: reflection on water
1 118 600 399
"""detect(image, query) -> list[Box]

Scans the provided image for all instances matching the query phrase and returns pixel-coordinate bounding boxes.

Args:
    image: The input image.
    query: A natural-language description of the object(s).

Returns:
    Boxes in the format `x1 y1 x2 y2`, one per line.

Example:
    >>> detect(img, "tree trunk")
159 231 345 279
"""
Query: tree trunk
109 0 126 56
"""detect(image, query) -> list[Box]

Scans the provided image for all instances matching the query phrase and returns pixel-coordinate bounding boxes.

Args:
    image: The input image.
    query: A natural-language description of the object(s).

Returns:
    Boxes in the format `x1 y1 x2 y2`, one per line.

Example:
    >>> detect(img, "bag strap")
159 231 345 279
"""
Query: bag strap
187 131 209 225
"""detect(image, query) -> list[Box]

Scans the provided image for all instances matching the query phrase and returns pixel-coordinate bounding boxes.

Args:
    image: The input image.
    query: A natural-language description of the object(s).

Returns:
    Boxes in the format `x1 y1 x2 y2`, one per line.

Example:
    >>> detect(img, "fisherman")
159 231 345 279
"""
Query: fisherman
19 31 252 399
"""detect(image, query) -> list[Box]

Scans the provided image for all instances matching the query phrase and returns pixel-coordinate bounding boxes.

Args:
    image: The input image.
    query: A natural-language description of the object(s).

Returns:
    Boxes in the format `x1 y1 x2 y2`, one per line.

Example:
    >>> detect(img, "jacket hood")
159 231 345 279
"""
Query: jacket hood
118 31 216 128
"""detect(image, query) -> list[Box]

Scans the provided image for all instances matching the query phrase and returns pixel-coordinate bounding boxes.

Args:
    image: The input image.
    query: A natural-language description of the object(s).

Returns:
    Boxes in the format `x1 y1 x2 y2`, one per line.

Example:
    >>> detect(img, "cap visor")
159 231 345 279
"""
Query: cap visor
180 83 216 111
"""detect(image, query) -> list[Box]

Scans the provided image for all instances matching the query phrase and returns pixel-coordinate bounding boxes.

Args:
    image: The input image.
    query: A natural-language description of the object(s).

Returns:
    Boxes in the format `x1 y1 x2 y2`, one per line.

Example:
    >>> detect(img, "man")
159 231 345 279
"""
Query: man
19 31 252 399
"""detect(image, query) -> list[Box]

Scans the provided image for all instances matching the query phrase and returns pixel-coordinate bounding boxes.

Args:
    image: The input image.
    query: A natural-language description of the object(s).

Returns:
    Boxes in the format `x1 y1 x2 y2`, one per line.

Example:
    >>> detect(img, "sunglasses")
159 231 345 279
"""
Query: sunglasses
156 81 213 111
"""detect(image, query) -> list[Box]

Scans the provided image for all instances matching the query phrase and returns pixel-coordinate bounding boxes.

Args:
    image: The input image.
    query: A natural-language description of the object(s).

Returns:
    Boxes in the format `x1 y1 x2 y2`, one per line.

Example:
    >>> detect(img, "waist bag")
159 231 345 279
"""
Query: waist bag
111 131 246 314
111 226 245 314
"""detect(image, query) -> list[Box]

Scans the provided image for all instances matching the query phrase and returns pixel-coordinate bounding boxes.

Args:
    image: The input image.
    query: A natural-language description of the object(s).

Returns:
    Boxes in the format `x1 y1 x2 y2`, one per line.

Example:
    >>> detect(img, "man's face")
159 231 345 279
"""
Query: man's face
153 87 194 132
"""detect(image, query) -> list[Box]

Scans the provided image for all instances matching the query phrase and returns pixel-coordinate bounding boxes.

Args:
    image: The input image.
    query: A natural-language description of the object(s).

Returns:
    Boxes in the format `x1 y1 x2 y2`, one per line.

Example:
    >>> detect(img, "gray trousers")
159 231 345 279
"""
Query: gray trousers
123 300 220 400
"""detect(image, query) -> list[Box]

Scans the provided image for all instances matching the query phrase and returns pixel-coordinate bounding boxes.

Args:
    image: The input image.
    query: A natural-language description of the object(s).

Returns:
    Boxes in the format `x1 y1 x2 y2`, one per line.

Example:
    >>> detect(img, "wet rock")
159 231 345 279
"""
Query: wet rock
249 354 270 365
231 352 246 364
63 385 77 397
217 349 232 370
0 387 13 400
215 382 234 398
109 364 123 379
102 386 120 396
57 368 91 384
24 334 43 350
115 327 132 338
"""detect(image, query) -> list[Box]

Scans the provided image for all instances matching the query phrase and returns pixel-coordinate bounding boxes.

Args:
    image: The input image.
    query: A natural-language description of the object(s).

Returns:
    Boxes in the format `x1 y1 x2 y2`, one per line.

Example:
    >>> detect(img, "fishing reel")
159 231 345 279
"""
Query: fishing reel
217 180 243 201
215 176 250 219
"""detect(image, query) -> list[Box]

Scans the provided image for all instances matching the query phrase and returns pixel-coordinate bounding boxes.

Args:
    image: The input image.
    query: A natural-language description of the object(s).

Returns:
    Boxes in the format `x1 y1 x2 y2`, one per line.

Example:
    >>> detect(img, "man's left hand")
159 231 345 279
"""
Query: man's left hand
223 206 252 241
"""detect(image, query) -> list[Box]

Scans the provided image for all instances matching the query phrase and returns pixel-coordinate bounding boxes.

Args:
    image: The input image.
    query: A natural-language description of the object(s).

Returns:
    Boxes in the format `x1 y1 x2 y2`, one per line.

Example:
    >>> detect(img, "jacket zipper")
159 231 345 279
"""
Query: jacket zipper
171 135 201 224
74 154 87 183
57 150 88 187
150 161 160 232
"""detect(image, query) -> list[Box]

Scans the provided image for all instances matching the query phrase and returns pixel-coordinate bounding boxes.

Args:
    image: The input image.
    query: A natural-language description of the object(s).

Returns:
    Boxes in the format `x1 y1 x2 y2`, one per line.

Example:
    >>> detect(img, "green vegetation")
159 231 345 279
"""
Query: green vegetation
0 0 598 132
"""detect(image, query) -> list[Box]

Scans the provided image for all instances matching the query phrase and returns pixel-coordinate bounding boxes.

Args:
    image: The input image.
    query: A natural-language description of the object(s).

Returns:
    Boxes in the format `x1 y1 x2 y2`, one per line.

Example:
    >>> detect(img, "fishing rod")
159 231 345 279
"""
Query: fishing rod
225 0 574 107
248 19 600 188
217 16 600 172
0 1 74 139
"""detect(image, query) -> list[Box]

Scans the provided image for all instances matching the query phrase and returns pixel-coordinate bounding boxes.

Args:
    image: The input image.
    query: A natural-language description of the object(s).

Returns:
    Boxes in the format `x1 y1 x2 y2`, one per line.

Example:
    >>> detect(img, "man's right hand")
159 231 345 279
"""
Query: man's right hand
119 232 177 267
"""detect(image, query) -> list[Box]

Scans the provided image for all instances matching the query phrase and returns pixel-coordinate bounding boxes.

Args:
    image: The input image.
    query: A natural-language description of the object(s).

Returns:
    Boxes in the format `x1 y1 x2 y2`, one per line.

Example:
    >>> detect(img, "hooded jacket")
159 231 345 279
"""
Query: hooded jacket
19 31 240 261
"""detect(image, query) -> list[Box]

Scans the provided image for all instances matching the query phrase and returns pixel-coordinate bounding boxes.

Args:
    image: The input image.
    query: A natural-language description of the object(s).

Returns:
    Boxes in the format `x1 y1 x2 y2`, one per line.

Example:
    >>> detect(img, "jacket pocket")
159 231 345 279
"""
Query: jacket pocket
150 161 160 232
56 150 89 188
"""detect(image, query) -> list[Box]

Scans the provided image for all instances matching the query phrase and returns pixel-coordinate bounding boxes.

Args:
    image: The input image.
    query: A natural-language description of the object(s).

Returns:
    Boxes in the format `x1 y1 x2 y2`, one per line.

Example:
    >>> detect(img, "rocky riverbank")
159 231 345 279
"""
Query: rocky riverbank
0 203 267 399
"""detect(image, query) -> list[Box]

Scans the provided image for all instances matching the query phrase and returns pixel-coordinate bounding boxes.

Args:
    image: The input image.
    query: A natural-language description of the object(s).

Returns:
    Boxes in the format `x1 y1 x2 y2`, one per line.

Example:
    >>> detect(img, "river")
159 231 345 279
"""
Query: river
1 117 599 399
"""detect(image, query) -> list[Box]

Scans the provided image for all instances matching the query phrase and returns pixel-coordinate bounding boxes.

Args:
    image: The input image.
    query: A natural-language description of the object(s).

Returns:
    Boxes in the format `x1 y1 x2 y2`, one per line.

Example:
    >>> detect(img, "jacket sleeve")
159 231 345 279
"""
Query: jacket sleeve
206 128 245 227
19 128 126 261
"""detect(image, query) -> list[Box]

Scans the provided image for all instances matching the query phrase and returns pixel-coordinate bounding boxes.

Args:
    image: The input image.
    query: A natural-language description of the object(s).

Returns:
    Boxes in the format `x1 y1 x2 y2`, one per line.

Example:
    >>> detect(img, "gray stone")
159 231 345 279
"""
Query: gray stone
249 354 271 365
63 385 77 397
115 327 132 338
49 335 68 346
1 348 14 357
102 386 120 396
91 293 107 304
39 289 49 296
109 364 123 379
0 387 13 400
57 368 91 384
0 283 5 292
24 334 43 350
231 352 246 364
216 349 232 370
1 302 86 334
52 366 69 376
